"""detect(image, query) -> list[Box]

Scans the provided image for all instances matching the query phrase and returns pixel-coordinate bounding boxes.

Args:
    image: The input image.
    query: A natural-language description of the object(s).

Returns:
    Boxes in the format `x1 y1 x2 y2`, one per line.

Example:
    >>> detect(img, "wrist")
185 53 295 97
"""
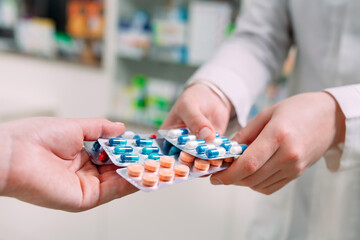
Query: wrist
0 123 13 196
185 79 234 115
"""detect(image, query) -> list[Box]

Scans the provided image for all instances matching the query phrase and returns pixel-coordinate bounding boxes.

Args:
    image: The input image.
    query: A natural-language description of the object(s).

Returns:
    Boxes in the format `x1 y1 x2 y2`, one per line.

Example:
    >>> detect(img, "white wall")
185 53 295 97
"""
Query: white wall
0 52 111 121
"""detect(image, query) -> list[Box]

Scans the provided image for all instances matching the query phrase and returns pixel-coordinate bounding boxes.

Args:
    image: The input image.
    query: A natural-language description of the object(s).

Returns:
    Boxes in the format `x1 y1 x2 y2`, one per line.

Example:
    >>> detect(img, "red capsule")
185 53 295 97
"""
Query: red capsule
150 134 157 139
99 151 108 162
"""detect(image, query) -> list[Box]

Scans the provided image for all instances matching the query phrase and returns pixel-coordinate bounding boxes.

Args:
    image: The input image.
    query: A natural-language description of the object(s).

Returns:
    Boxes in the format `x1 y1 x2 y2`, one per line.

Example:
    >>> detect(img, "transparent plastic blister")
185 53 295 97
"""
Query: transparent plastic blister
84 141 113 165
117 155 232 192
97 133 162 167
158 129 247 160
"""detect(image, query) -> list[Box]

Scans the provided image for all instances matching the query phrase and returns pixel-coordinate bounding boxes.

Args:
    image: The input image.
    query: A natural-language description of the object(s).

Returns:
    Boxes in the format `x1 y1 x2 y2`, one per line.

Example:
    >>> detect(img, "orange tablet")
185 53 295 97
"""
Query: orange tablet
194 159 210 171
224 157 234 163
158 169 175 182
144 160 160 172
180 151 195 163
142 173 159 187
174 164 190 177
127 163 144 177
209 159 223 167
160 156 175 168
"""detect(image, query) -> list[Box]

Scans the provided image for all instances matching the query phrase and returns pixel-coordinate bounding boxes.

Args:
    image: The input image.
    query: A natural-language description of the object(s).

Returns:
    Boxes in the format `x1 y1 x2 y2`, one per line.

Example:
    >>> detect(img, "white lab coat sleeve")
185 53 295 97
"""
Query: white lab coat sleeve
324 84 360 171
189 0 293 127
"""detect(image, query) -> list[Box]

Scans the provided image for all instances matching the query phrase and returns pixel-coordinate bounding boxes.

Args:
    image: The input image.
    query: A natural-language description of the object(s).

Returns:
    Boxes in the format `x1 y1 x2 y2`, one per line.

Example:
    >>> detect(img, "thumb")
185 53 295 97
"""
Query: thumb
232 108 272 145
74 118 126 141
182 107 217 142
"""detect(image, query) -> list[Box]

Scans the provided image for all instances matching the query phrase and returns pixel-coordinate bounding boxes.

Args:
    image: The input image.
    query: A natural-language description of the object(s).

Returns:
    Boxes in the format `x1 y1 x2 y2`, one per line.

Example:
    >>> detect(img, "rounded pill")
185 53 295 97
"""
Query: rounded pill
213 137 230 146
99 151 108 162
160 156 175 168
142 173 158 187
92 141 101 151
127 163 144 177
209 159 223 167
159 169 175 182
180 151 195 163
174 165 190 177
144 160 160 172
194 159 210 171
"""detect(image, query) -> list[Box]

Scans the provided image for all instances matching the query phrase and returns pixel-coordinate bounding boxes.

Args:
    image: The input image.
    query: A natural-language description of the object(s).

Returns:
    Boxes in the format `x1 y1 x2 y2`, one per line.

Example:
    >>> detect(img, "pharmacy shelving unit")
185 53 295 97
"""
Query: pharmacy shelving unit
105 0 243 128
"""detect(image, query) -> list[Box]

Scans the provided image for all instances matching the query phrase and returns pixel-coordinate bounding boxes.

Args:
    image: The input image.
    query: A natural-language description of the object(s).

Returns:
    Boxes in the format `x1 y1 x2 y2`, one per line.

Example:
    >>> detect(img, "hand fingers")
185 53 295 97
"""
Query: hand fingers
256 178 290 195
74 118 125 141
233 108 273 145
160 110 185 130
210 120 280 185
98 173 138 206
181 104 217 142
251 170 284 190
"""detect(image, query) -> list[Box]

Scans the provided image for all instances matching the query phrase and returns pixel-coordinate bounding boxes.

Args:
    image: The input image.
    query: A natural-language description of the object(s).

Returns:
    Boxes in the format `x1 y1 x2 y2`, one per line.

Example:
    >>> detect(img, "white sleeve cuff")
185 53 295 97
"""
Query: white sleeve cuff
324 85 360 171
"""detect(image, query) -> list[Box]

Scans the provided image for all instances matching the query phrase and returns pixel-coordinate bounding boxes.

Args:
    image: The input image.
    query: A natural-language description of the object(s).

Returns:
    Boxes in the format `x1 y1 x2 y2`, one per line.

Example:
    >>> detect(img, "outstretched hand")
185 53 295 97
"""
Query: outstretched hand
0 117 137 212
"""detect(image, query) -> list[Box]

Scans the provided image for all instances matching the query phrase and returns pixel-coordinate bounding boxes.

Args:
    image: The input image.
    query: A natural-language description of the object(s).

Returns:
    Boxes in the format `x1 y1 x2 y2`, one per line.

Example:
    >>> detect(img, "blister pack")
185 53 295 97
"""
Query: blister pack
84 128 240 192
117 151 234 192
158 129 248 160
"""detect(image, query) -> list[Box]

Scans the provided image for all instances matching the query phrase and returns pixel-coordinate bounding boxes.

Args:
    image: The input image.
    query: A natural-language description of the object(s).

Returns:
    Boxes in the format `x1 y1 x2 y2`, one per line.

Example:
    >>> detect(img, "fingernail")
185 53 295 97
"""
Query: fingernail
211 178 223 185
199 127 212 140
114 122 125 126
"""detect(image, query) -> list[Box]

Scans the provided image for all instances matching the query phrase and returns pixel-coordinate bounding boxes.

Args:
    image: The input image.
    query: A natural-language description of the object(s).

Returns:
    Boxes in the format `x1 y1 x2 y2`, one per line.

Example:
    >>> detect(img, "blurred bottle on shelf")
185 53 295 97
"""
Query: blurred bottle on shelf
0 0 18 29
117 10 152 59
15 18 57 58
113 74 181 127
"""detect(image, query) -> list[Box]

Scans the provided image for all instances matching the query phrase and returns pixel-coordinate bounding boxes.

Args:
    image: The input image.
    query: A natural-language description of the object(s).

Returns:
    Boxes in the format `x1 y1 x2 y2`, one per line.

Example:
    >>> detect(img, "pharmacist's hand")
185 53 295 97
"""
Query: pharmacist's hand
0 117 137 212
161 83 232 142
210 92 346 194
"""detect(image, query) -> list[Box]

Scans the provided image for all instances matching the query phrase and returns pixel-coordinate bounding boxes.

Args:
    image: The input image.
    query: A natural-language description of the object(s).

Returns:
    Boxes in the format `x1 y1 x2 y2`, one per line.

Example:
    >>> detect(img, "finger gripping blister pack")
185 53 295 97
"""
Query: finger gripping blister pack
158 129 248 160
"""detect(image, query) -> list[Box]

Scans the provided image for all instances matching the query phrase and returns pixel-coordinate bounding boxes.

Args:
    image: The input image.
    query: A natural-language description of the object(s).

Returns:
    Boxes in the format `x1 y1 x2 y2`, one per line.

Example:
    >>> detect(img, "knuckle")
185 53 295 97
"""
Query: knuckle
242 157 259 175
285 148 301 163
274 127 292 144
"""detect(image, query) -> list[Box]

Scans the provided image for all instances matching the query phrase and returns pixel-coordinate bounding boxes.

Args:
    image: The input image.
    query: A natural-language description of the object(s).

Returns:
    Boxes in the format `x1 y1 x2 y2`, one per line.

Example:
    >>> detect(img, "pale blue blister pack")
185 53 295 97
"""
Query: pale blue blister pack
158 129 248 160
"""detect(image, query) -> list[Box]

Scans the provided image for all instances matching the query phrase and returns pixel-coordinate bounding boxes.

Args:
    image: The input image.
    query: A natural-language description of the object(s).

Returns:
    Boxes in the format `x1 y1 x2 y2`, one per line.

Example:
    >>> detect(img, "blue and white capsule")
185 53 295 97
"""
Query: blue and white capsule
213 137 230 146
141 146 160 155
220 141 239 151
135 138 153 147
148 153 163 160
215 132 220 138
120 154 140 162
113 146 133 155
177 134 196 145
230 144 248 155
109 137 127 146
196 144 216 154
205 147 226 158
167 128 189 138
185 139 206 150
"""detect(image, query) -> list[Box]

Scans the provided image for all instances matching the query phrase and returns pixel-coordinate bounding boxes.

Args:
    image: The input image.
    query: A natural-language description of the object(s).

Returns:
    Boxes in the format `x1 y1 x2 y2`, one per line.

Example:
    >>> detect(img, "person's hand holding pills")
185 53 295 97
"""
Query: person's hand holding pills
210 92 346 194
161 83 232 142
0 117 137 211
